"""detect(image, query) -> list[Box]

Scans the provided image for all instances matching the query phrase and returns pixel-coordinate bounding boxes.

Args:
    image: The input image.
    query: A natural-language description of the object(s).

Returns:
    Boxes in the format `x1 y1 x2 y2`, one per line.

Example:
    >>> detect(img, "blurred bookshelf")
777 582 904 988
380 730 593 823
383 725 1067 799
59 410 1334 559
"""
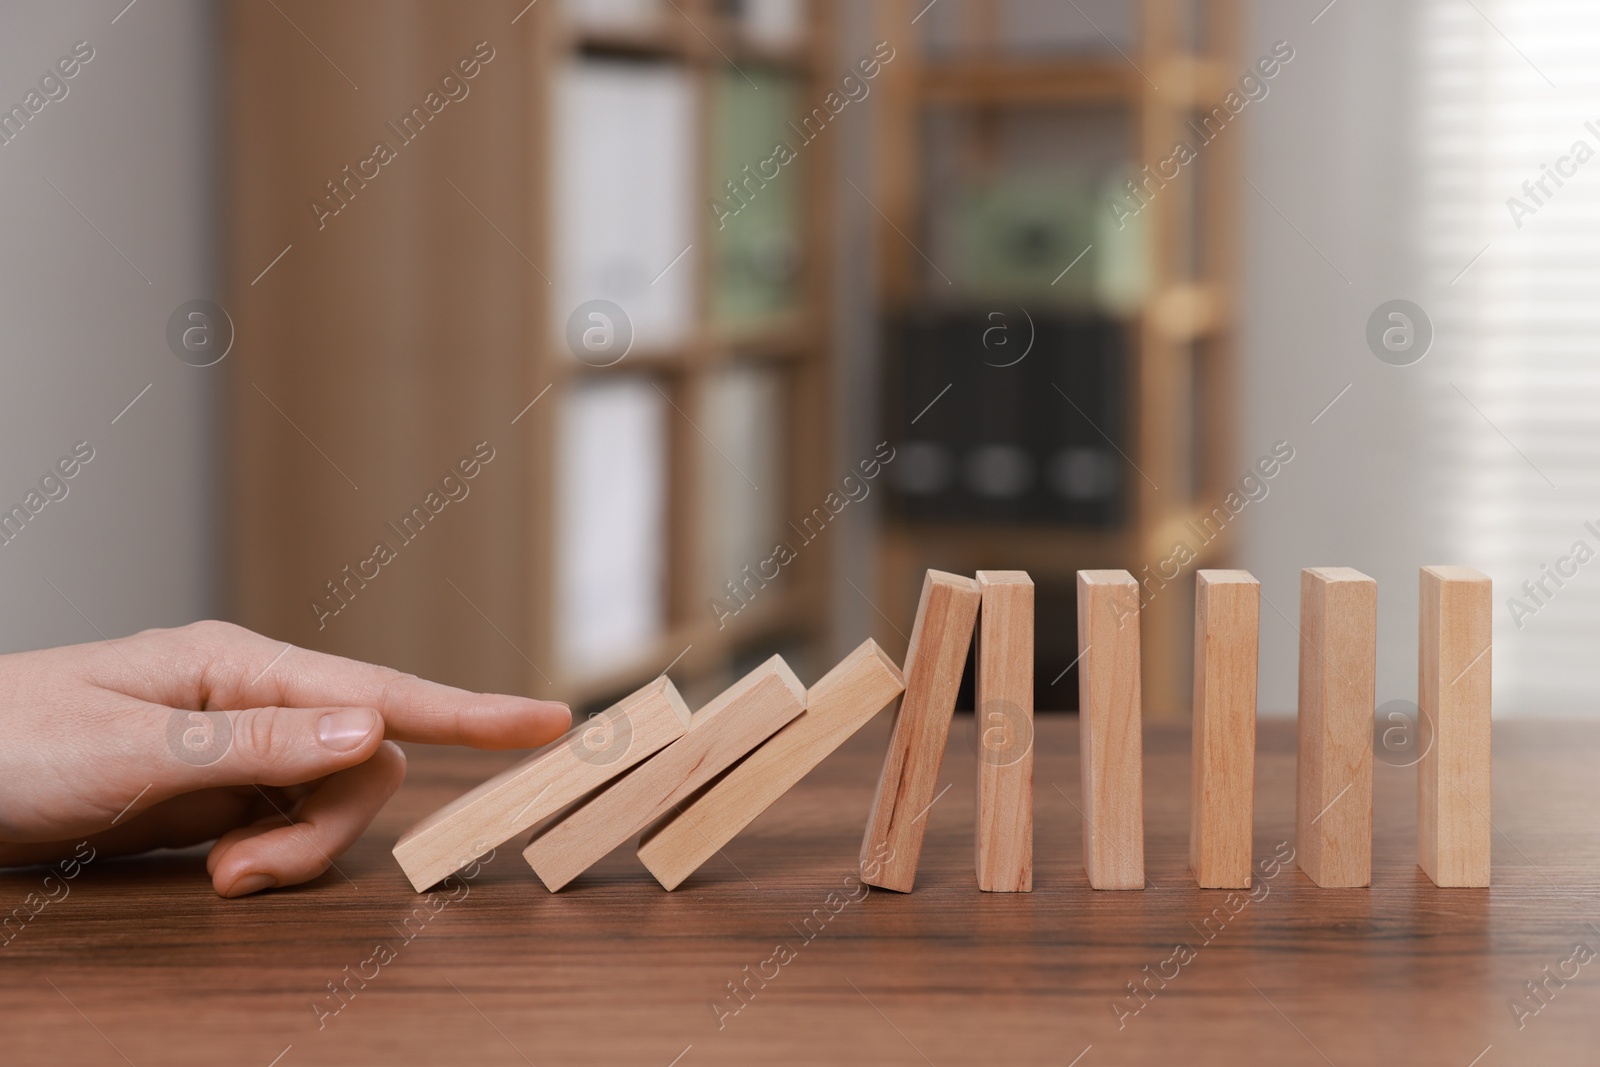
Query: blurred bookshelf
869 0 1242 719
226 0 833 713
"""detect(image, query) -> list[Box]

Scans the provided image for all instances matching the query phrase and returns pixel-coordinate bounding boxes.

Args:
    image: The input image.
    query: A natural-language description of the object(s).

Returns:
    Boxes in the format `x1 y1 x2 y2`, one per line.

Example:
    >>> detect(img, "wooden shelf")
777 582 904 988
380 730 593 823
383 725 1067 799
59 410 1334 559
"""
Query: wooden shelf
868 0 1243 718
224 0 839 712
711 313 814 356
920 59 1138 106
573 26 690 61
559 586 818 709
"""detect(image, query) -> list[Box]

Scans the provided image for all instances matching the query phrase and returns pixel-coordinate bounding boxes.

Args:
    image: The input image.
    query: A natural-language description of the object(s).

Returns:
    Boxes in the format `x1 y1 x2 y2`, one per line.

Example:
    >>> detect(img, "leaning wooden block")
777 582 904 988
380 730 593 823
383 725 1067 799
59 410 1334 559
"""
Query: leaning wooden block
1190 570 1259 889
1418 565 1492 887
1077 569 1145 890
859 569 983 892
1295 567 1376 888
975 570 1034 893
392 676 691 892
523 656 806 891
637 641 905 890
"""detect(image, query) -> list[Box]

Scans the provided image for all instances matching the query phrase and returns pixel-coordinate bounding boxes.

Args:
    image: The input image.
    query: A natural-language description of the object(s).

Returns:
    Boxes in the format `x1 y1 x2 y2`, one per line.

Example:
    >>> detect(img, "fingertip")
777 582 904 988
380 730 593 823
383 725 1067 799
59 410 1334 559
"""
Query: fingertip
318 707 383 754
207 817 285 876
532 700 572 742
218 870 276 898
462 695 571 749
513 698 572 750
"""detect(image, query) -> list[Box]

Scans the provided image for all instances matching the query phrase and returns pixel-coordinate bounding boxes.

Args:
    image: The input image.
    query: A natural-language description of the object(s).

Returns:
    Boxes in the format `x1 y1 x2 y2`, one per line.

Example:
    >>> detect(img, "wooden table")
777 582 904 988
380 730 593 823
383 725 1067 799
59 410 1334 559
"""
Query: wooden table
5 717 1597 1066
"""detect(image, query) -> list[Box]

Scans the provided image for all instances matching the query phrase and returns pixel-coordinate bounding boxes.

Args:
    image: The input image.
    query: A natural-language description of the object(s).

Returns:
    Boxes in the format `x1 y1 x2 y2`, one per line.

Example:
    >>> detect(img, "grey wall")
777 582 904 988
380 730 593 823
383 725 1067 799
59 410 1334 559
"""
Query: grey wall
0 0 218 650
1236 0 1443 714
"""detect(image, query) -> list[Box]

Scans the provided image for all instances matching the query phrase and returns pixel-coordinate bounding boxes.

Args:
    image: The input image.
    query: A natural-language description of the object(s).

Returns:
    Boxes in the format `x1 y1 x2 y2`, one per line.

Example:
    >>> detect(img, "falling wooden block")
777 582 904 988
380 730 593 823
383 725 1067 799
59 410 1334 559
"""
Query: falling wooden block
1077 569 1144 890
1190 569 1259 889
636 641 905 890
391 676 691 892
1418 565 1492 887
975 570 1034 893
859 569 982 892
1295 567 1376 888
523 656 806 891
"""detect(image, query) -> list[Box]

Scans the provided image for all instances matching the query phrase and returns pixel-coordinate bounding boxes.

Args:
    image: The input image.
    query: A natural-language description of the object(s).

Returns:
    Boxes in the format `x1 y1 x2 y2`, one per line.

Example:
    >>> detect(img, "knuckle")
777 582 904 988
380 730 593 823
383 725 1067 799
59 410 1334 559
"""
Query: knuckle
231 707 288 764
176 619 244 652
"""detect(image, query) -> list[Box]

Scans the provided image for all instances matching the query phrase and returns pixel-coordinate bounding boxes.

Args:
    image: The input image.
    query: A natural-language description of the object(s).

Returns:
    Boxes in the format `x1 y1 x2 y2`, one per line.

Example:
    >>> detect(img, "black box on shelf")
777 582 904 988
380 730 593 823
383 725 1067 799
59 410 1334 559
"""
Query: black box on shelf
884 308 1128 527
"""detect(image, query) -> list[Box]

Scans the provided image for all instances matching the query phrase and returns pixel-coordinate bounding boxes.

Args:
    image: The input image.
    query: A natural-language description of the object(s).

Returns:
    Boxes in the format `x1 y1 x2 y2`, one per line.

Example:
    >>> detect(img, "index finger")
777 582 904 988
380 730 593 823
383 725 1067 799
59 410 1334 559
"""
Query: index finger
180 622 571 749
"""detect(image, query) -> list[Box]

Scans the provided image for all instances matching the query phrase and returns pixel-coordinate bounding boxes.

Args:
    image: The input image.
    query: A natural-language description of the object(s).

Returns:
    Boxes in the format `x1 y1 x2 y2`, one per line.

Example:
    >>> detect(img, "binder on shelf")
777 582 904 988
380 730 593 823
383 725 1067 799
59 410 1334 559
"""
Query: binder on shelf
726 0 808 50
564 0 665 35
557 377 668 676
701 363 786 608
710 68 803 329
555 59 695 353
885 310 1126 527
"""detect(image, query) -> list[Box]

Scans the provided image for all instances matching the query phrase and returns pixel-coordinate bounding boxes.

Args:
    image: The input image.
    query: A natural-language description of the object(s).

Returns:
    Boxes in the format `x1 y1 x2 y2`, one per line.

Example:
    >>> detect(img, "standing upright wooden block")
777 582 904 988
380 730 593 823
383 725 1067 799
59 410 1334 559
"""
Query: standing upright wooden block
1190 570 1259 889
637 640 905 890
1418 566 1492 887
1295 567 1376 888
975 570 1034 892
523 657 806 891
1077 570 1144 890
391 676 691 892
859 570 982 892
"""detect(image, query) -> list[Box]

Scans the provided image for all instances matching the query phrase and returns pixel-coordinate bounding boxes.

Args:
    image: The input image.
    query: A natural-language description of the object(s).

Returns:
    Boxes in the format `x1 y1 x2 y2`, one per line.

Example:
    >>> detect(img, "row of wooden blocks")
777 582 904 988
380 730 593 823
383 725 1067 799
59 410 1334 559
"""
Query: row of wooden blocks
391 565 1491 895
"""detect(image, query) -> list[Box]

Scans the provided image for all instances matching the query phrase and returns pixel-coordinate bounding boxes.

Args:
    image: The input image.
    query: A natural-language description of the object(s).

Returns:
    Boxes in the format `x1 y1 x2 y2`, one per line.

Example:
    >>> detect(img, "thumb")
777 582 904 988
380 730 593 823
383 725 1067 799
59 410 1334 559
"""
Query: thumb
154 705 385 794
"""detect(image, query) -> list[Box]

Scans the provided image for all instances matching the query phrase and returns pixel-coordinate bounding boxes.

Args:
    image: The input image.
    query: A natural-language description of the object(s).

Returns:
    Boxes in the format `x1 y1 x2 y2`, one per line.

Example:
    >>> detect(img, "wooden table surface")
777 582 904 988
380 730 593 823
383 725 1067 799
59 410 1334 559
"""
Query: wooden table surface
5 715 1598 1066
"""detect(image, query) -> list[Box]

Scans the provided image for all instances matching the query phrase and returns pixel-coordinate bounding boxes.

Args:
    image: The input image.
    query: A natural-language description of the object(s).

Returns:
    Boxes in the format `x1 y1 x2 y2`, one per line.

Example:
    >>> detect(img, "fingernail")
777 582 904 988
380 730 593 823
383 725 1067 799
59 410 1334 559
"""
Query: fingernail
228 872 275 897
318 709 377 752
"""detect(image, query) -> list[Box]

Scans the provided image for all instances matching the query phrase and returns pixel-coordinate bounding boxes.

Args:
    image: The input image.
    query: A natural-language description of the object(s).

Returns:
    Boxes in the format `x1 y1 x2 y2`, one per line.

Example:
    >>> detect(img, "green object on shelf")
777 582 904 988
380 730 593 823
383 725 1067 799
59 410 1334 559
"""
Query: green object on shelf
710 68 803 328
949 169 1147 312
1095 167 1148 316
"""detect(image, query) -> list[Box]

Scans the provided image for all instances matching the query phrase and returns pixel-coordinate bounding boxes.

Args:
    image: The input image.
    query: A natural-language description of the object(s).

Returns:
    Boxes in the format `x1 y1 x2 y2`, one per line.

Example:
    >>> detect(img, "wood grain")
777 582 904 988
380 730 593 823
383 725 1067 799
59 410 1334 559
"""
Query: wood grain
1190 569 1259 888
637 641 904 890
975 570 1033 892
523 656 806 891
1296 567 1376 888
7 716 1600 1066
859 570 982 892
392 677 691 891
1077 569 1145 889
1418 565 1492 887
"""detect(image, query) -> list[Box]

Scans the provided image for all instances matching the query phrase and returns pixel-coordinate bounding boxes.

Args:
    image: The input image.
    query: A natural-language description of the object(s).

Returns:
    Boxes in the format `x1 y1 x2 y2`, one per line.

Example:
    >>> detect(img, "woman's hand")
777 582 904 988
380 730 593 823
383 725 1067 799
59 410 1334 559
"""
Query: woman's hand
0 620 569 897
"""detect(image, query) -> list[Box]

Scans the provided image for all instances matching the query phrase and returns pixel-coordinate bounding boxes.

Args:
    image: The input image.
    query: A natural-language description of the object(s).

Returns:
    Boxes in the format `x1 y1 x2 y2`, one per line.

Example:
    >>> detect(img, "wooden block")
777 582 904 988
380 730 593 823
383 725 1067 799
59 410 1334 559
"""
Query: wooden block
523 656 806 891
392 676 691 892
1418 565 1492 887
1077 570 1145 890
859 569 982 892
975 570 1034 893
1189 570 1259 889
1295 567 1376 888
637 641 905 890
